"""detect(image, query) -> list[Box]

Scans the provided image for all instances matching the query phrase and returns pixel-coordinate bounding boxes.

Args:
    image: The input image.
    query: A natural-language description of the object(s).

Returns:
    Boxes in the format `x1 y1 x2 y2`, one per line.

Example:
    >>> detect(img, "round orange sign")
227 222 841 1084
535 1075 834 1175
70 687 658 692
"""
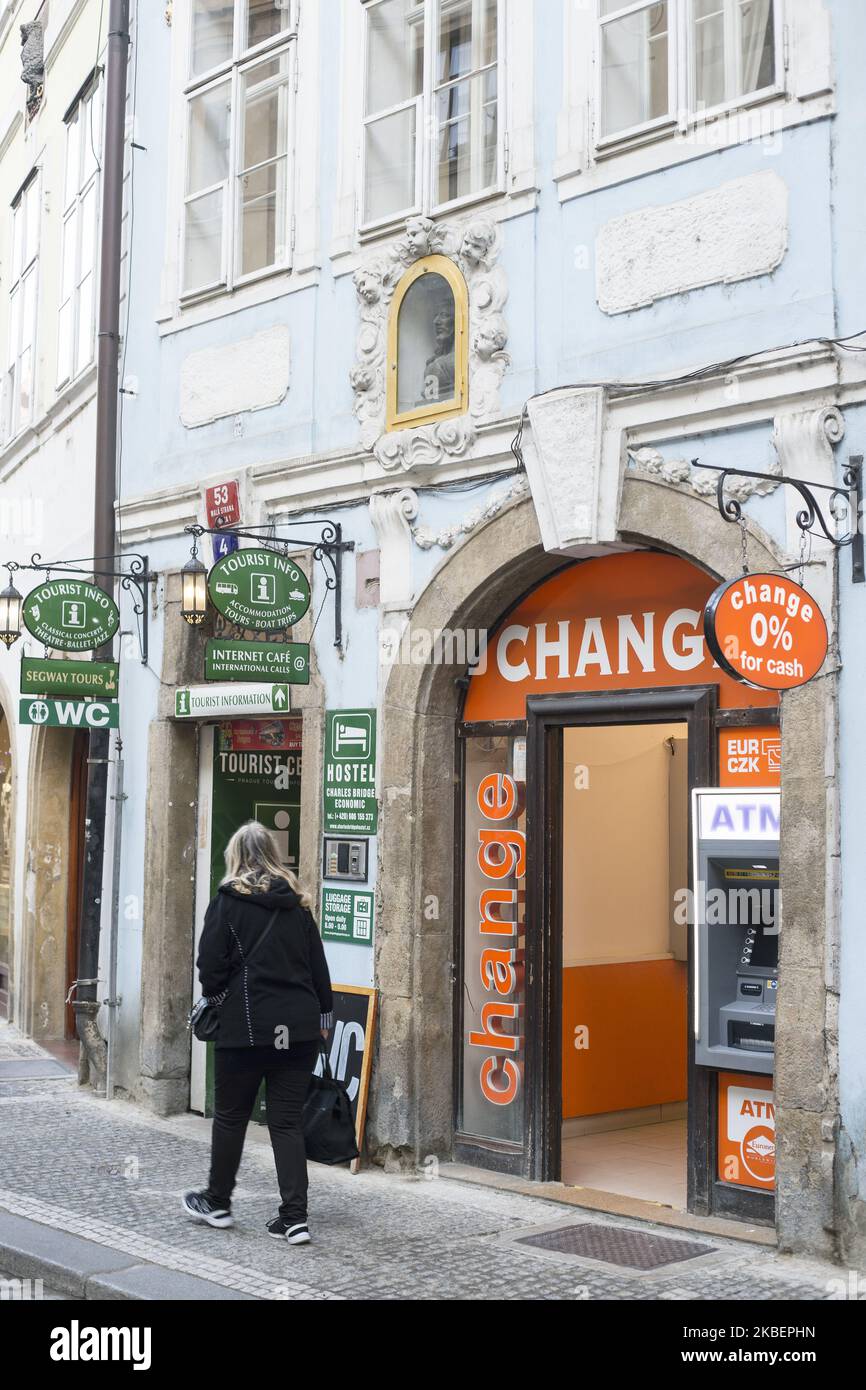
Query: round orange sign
705 573 828 691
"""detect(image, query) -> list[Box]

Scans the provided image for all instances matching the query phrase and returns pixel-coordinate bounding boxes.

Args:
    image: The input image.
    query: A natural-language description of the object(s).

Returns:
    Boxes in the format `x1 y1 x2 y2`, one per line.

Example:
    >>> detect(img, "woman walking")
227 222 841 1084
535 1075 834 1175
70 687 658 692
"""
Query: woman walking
183 821 333 1246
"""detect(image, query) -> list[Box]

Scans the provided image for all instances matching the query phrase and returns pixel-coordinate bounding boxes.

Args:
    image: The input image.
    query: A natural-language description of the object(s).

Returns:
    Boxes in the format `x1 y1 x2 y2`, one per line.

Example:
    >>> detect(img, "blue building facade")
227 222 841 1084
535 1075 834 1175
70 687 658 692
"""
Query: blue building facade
93 0 866 1259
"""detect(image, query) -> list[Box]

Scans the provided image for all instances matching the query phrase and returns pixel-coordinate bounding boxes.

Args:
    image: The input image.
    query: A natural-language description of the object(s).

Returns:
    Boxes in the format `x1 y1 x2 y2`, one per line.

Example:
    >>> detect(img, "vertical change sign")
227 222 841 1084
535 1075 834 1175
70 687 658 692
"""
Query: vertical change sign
704 573 828 691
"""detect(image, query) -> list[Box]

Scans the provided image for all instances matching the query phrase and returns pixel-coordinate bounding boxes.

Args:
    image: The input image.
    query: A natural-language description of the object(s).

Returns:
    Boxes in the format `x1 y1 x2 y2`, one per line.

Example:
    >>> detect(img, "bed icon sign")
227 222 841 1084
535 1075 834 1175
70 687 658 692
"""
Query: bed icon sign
334 715 371 759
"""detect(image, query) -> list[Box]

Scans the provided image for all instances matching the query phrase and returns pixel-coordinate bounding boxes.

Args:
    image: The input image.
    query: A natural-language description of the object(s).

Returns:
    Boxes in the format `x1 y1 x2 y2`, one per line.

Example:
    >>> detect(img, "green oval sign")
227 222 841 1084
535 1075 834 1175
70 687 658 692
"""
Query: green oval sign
207 548 311 632
22 579 120 652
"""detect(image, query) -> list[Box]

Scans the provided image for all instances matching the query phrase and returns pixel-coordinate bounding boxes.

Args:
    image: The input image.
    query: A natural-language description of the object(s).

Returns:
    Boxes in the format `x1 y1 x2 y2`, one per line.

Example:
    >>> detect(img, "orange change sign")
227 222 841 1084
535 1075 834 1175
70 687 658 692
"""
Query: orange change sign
705 573 828 691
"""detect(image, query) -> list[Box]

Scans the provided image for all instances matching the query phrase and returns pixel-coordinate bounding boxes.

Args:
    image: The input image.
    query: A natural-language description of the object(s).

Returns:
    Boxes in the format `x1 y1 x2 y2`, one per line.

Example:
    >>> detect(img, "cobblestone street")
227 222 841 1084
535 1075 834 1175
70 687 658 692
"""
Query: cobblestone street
0 1028 850 1303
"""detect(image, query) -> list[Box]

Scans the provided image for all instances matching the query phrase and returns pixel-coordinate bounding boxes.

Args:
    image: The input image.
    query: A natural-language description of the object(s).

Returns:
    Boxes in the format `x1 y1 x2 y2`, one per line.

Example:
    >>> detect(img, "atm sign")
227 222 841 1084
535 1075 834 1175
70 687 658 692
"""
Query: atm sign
718 1071 775 1189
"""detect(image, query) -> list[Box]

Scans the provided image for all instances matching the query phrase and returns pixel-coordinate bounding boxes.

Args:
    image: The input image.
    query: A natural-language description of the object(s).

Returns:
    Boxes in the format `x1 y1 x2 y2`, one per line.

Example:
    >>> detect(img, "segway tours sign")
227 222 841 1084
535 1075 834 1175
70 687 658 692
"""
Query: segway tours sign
22 579 120 652
704 573 828 691
207 548 311 632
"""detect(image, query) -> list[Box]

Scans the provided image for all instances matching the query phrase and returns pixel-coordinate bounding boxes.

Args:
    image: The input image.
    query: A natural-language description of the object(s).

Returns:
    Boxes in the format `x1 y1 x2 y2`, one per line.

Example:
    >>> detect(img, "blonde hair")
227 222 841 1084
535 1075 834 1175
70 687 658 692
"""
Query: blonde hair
221 820 311 908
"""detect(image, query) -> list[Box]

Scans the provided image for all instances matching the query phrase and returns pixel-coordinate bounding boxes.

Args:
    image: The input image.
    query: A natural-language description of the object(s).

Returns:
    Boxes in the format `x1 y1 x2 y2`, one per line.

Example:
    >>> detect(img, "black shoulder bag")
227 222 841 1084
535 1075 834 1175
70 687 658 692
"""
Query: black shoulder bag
188 908 280 1043
303 1043 360 1165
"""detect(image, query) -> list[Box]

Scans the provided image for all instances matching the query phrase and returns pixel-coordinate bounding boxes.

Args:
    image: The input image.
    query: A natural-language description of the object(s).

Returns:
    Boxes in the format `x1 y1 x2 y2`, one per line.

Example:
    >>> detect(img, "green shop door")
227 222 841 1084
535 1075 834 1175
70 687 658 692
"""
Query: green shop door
191 719 303 1118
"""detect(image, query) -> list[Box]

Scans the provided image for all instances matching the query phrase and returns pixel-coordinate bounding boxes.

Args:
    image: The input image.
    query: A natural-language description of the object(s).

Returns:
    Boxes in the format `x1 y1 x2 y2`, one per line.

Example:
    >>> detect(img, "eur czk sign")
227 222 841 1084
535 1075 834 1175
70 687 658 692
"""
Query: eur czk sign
208 548 311 631
22 580 120 652
704 573 828 691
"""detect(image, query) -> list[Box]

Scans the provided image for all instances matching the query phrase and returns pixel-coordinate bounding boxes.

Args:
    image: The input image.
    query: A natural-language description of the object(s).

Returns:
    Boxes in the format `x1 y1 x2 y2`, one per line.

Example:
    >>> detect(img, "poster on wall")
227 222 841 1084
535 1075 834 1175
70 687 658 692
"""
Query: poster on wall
321 887 374 947
314 986 377 1172
323 709 378 835
717 1071 775 1190
210 719 303 885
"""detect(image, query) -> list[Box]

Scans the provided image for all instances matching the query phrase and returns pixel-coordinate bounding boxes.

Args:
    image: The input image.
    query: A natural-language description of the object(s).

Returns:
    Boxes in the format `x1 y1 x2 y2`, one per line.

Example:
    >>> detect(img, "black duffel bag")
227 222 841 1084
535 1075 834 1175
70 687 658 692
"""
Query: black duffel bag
303 1047 360 1165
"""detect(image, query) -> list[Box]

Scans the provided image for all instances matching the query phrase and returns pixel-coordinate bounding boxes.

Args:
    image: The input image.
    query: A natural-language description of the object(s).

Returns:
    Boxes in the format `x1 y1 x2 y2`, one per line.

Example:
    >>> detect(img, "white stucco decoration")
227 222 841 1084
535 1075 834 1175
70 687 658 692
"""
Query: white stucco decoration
412 475 529 550
523 387 605 552
628 447 782 501
179 325 291 429
350 214 510 470
369 488 418 612
596 171 789 315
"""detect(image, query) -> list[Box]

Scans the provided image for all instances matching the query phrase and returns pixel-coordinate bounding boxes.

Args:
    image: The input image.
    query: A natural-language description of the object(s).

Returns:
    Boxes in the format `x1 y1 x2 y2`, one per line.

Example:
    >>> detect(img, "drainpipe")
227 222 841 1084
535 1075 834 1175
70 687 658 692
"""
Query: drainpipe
73 0 130 1088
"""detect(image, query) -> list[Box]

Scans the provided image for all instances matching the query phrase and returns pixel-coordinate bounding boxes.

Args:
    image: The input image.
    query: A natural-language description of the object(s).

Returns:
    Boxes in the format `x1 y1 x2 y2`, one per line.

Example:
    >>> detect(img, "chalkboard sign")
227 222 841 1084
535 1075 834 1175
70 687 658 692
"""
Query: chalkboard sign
314 985 377 1169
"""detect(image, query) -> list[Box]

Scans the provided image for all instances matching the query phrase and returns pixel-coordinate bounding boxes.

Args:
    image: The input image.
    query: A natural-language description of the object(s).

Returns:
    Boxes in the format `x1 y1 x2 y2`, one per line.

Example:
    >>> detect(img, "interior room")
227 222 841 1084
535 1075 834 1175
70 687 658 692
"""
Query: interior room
560 722 689 1208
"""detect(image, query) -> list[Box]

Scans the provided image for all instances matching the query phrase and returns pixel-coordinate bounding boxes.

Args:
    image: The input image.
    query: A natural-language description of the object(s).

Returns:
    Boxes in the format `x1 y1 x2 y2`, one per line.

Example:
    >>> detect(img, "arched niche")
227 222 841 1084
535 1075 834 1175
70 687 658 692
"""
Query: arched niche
386 254 469 431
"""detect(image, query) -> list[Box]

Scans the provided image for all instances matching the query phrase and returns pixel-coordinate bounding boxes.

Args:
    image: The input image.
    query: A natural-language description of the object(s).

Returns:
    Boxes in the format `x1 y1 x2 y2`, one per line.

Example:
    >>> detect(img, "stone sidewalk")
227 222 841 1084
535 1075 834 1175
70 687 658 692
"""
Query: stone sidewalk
0 1028 855 1301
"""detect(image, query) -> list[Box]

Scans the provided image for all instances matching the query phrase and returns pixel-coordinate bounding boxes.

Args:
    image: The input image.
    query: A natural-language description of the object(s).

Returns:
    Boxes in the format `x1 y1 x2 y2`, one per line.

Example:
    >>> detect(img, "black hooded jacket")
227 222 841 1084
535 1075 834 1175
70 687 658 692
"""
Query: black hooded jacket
197 878 334 1049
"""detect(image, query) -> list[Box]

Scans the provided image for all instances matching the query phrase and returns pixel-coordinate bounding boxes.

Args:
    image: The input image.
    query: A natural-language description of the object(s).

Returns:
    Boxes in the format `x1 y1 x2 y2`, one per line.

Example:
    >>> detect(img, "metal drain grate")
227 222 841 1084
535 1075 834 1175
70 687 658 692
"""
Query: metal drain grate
515 1223 714 1270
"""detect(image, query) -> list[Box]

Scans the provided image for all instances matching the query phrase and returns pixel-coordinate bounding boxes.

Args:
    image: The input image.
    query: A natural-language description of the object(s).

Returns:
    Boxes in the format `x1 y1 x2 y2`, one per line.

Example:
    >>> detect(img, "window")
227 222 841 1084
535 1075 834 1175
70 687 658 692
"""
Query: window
598 0 777 144
2 175 40 444
183 0 297 297
58 78 102 387
362 0 502 229
386 255 468 430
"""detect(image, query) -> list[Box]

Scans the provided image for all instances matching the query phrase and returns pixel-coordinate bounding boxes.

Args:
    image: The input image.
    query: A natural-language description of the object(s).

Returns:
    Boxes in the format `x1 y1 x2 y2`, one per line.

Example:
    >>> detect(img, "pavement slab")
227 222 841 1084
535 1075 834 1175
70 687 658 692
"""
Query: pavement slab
0 1075 849 1301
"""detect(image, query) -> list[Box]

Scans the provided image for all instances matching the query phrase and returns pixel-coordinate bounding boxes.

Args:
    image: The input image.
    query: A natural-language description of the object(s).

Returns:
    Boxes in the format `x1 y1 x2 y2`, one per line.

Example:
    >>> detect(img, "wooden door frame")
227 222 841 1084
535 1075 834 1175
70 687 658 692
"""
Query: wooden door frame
524 686 717 1198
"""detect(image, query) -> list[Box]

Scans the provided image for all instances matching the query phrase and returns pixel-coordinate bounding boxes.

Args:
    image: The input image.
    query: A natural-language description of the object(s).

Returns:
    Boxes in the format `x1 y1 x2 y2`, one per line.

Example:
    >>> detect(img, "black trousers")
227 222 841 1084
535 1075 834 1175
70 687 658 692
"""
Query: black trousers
206 1041 319 1223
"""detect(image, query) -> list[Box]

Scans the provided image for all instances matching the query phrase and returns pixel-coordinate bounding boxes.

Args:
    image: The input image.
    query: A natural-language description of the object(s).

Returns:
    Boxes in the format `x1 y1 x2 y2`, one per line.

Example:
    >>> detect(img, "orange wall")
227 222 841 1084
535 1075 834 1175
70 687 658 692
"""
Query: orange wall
562 960 688 1118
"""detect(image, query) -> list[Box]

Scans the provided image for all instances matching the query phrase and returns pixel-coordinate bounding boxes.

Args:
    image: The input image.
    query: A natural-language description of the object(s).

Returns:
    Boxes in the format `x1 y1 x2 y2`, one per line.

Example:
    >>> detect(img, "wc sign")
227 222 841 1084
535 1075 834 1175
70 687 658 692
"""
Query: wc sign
718 1072 775 1189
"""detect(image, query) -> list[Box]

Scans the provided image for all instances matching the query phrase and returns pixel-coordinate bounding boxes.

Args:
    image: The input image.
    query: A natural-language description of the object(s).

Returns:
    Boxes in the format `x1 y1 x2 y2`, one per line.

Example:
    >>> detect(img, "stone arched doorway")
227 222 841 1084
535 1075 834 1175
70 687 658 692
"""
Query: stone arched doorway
19 725 88 1043
373 479 837 1255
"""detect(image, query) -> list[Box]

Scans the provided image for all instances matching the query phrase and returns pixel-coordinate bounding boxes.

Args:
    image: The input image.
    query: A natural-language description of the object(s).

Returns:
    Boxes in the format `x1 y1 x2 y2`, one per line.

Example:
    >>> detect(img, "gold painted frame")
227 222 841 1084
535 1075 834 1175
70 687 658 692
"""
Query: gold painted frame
386 255 469 432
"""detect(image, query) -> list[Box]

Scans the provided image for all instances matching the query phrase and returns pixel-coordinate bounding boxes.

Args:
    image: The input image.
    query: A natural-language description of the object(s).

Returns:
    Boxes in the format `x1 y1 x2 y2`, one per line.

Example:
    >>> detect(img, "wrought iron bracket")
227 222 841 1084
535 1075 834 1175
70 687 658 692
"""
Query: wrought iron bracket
6 552 158 663
699 456 864 584
184 521 355 649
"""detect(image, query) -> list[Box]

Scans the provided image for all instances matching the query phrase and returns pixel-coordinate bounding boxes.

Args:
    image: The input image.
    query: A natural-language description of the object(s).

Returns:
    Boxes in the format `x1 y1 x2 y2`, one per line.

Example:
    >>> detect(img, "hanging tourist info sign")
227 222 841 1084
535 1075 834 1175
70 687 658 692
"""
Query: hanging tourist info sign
323 709 378 836
19 698 119 729
205 638 310 684
704 573 829 691
20 657 119 698
174 684 290 719
207 548 311 631
22 579 120 652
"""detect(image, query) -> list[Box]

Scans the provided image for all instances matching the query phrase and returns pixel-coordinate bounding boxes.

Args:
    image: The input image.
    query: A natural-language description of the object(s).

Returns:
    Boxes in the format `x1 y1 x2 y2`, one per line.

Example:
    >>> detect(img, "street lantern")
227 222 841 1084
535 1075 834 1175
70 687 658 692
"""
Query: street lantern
0 569 23 648
181 545 208 626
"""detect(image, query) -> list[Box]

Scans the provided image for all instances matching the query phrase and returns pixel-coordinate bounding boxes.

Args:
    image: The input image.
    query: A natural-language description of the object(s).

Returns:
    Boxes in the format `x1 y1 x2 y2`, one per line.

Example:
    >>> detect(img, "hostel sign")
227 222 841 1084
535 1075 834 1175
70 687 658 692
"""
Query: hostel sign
22 579 120 652
323 710 377 835
704 573 828 691
207 548 311 632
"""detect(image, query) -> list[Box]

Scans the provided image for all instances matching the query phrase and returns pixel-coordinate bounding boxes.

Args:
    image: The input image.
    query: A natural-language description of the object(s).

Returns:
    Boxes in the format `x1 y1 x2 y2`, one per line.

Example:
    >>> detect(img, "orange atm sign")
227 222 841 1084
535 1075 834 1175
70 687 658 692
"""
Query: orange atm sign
718 1071 775 1190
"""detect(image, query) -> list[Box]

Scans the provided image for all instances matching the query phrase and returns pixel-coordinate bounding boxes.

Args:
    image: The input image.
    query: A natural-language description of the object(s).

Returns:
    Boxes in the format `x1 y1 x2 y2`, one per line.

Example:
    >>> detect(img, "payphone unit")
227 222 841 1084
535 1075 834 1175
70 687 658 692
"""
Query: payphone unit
693 790 780 1075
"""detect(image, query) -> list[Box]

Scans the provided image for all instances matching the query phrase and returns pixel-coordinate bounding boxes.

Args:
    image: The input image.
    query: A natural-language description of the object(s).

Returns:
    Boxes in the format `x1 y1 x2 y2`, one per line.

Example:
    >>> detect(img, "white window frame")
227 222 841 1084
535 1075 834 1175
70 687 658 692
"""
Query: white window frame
595 0 784 154
57 76 103 389
359 0 507 236
2 173 40 447
181 0 299 302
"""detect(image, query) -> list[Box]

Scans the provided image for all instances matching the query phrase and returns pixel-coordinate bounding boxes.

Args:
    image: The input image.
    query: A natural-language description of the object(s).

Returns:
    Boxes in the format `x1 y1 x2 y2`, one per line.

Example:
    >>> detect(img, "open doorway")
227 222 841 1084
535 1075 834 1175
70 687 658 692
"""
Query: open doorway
560 722 689 1208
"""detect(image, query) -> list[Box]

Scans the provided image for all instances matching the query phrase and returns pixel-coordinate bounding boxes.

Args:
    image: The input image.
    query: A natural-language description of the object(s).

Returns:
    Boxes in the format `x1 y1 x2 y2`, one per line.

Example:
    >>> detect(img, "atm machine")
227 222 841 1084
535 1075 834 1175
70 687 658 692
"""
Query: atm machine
693 790 781 1074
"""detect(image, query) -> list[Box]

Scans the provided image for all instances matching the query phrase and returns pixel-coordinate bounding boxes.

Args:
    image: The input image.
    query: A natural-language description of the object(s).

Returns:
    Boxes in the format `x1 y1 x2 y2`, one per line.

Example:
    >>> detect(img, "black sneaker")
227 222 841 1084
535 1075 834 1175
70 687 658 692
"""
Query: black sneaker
266 1216 311 1244
182 1190 234 1229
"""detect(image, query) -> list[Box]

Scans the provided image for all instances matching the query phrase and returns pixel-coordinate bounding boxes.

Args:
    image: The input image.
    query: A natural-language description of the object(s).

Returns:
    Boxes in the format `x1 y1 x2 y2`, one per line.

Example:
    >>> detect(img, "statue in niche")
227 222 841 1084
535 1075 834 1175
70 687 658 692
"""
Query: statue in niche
420 301 456 404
